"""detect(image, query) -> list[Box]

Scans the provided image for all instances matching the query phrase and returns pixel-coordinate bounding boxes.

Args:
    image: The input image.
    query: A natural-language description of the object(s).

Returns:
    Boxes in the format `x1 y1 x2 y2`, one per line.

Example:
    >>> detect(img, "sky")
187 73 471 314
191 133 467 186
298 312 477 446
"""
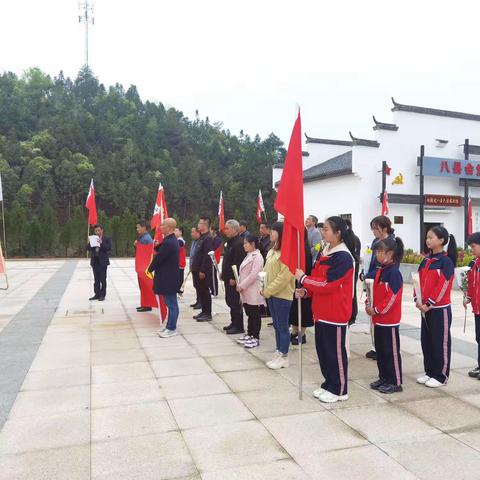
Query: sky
2 0 480 145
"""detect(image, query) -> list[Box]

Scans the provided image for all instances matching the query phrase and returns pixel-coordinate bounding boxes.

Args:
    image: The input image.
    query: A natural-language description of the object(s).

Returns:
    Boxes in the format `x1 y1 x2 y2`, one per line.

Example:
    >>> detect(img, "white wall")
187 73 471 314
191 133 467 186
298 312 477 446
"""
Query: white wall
303 142 352 170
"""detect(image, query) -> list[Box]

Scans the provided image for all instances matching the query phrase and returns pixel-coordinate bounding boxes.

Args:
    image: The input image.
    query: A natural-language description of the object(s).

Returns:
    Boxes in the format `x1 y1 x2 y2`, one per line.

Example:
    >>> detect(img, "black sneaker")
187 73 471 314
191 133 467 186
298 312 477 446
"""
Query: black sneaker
190 302 201 308
469 367 480 378
98 297 105 302
226 328 245 335
369 379 385 390
193 312 204 320
291 334 306 346
89 295 99 301
267 322 273 327
223 324 234 331
365 350 377 360
196 314 212 322
137 307 152 312
378 383 403 394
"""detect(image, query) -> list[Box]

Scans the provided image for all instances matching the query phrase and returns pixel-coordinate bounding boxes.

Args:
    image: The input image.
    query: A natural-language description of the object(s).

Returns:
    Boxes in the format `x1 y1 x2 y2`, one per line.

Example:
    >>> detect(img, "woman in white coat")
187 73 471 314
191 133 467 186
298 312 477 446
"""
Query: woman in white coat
236 234 265 348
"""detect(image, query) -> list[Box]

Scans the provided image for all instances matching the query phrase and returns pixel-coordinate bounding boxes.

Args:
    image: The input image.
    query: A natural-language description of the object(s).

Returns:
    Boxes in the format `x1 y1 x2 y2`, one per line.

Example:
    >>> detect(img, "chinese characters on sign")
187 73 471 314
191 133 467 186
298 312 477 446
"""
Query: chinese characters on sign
424 156 480 179
424 195 462 207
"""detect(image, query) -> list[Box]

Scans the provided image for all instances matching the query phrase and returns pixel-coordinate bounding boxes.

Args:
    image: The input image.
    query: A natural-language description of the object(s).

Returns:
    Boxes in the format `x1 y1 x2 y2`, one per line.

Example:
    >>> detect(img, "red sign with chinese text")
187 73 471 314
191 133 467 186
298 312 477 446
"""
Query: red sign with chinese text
424 195 462 207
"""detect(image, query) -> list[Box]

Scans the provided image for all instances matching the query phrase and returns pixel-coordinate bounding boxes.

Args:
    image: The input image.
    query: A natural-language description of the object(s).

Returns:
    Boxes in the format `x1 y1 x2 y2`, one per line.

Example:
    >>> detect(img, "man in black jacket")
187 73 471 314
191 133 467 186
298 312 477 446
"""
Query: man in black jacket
259 223 271 260
148 218 180 337
86 224 112 301
190 217 214 321
221 219 247 334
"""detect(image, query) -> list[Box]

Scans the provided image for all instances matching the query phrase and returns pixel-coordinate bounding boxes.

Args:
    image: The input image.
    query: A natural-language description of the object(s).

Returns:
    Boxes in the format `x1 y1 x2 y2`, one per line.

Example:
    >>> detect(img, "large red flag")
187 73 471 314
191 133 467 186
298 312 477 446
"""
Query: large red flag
468 196 473 237
85 179 98 226
151 183 168 241
218 191 225 232
274 112 305 274
256 189 265 223
381 190 389 216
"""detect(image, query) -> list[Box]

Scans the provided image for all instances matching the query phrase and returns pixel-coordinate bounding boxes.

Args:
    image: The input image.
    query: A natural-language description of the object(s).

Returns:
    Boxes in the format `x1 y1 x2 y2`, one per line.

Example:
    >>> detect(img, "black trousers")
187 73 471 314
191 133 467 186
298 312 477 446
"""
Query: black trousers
92 263 107 298
192 269 201 306
315 322 348 396
193 272 211 315
244 304 261 339
374 325 402 386
225 282 243 330
178 269 184 293
476 314 480 368
421 307 452 383
210 270 219 296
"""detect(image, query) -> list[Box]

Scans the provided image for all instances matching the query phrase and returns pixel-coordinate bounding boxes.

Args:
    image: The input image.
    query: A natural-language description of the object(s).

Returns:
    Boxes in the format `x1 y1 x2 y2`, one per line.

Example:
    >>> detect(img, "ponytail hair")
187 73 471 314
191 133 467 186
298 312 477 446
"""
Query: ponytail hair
376 236 405 264
370 215 395 235
428 226 458 266
325 216 359 262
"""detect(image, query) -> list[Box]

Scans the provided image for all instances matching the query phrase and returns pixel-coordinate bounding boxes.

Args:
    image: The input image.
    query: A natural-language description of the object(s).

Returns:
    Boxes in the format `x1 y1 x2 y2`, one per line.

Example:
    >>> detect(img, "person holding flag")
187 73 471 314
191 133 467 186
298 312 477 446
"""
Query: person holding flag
134 220 157 312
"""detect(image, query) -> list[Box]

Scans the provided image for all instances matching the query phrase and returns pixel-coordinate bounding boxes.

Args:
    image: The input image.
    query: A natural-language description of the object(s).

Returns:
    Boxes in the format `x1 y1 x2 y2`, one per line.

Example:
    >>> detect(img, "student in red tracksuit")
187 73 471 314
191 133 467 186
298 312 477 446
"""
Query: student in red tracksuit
295 216 356 404
415 226 457 388
464 232 480 379
365 236 404 394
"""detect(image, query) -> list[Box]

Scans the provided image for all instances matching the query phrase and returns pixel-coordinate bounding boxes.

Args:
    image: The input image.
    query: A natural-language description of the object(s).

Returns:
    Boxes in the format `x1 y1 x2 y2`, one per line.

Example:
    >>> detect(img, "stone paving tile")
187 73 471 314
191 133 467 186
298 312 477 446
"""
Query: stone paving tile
91 431 197 480
296 445 417 480
92 379 163 408
9 385 90 419
92 401 177 441
262 411 368 456
151 357 213 378
0 445 90 480
201 459 310 480
379 433 480 480
204 353 265 373
169 393 254 429
182 420 288 473
219 368 294 393
92 361 153 384
0 411 90 454
159 373 231 399
334 404 440 443
20 366 91 391
91 348 147 366
143 345 198 361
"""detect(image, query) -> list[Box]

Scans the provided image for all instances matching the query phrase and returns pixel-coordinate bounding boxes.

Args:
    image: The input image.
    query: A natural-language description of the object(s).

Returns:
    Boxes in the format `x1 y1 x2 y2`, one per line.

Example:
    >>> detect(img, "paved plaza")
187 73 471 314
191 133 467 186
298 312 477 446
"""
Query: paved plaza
2 259 480 479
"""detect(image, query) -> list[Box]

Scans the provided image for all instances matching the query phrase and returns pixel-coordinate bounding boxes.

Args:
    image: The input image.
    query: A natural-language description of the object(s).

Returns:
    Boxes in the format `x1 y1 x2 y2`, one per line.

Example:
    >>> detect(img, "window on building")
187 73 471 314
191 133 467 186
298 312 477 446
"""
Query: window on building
394 216 404 224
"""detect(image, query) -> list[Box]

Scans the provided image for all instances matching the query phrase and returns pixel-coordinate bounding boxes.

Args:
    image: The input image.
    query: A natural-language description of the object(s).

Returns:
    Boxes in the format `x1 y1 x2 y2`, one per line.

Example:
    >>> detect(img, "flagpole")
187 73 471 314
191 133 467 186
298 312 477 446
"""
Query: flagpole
1 199 6 261
297 230 303 400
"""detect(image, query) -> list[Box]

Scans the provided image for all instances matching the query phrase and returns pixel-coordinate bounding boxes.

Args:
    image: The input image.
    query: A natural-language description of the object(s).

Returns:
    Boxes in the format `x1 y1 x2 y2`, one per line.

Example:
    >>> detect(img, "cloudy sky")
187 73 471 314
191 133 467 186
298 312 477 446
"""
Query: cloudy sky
2 0 480 144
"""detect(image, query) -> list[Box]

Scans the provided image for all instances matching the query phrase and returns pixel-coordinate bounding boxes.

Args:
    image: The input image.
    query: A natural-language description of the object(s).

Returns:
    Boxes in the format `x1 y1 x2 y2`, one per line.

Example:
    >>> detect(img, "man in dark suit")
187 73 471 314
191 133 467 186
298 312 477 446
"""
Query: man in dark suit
221 219 247 334
86 224 112 302
190 216 214 321
148 218 180 337
259 223 271 260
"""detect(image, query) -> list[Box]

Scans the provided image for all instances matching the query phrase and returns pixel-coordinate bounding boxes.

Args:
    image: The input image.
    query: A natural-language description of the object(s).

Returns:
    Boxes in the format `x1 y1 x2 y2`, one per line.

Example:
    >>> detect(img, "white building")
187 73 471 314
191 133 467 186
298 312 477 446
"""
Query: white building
273 98 480 252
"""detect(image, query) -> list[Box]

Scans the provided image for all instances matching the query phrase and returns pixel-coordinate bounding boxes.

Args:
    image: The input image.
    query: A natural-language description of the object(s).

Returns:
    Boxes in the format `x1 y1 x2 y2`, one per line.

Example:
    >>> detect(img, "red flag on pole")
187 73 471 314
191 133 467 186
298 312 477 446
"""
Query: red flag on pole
381 190 389 216
274 111 305 274
0 241 5 275
218 191 225 232
85 179 98 226
256 189 265 223
151 183 168 241
468 196 473 237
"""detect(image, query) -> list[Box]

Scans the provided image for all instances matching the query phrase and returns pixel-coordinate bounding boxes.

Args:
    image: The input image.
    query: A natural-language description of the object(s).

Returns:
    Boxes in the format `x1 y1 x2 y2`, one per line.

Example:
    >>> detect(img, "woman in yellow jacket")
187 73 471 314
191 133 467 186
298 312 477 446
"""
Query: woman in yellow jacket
262 222 295 369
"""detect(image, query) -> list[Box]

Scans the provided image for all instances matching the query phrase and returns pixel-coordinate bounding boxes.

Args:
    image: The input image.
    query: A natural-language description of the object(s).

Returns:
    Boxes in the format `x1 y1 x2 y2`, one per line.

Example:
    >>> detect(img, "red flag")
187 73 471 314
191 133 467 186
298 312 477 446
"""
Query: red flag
468 196 473 237
85 179 98 226
151 183 168 241
218 191 225 232
381 190 389 216
0 241 5 275
385 163 392 176
256 189 265 223
274 112 305 274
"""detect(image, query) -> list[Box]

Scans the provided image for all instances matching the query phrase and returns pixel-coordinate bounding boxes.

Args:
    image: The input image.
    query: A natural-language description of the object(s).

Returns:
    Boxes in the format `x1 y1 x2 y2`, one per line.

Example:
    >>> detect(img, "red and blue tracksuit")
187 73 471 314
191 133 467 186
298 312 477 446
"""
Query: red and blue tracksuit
299 243 354 396
466 258 480 368
416 252 454 384
369 263 403 386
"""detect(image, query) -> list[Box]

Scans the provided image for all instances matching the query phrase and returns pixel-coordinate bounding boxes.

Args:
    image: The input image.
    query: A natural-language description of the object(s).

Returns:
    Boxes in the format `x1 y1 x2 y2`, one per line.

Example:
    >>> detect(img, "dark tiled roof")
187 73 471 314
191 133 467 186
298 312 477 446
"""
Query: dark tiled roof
391 97 480 122
463 144 480 155
304 134 353 147
349 132 380 148
303 150 352 183
372 116 398 131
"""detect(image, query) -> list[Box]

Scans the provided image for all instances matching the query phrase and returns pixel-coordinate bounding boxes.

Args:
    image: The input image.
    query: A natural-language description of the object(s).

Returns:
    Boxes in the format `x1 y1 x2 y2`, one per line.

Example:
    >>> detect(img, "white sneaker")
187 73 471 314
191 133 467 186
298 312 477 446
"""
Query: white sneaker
236 334 251 344
318 390 349 403
267 355 289 370
425 377 445 388
313 387 326 399
416 375 430 384
266 351 281 367
244 338 259 349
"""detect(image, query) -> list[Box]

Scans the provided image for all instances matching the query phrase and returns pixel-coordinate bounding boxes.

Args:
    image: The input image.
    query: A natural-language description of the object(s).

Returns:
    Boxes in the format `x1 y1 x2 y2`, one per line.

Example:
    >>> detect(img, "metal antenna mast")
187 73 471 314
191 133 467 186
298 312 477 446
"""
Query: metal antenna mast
78 1 94 67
